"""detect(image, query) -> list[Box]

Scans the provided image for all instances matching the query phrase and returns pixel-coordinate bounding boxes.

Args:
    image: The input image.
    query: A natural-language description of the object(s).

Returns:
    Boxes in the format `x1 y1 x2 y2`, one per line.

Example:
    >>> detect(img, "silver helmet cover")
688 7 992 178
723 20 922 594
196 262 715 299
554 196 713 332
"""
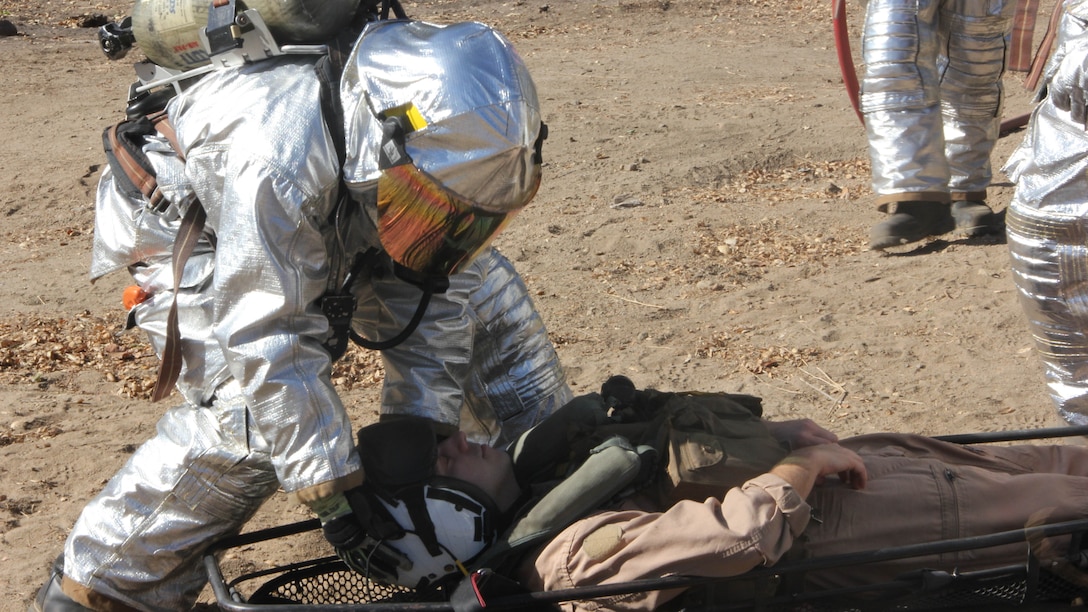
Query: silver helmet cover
341 20 543 214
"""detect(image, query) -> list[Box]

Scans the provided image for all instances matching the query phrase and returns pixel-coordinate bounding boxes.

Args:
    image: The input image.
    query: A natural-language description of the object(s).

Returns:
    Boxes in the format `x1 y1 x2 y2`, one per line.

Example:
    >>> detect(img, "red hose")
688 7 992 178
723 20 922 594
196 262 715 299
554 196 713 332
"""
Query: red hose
834 0 864 124
999 111 1031 136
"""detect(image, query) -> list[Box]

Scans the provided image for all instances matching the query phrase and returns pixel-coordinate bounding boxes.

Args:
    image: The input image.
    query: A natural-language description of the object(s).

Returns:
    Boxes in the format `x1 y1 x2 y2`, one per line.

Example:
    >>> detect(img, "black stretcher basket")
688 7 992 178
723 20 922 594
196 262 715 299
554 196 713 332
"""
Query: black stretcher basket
204 425 1088 611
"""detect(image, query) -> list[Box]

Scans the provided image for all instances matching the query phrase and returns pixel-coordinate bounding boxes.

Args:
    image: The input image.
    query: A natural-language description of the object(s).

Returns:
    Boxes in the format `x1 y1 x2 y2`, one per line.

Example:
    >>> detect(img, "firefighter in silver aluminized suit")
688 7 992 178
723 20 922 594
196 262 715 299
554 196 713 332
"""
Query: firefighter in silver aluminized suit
1005 0 1088 427
862 0 1012 250
30 3 572 611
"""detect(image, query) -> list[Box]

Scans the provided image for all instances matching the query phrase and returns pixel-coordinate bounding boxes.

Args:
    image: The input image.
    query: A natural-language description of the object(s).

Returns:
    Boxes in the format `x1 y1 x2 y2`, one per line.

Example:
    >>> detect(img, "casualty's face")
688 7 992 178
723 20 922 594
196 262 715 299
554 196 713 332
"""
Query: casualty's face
435 431 513 505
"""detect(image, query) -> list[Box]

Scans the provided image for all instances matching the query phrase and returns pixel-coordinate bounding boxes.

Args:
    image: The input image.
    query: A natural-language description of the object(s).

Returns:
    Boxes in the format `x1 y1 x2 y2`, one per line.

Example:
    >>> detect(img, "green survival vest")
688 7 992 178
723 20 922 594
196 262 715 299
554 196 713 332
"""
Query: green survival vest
470 376 791 580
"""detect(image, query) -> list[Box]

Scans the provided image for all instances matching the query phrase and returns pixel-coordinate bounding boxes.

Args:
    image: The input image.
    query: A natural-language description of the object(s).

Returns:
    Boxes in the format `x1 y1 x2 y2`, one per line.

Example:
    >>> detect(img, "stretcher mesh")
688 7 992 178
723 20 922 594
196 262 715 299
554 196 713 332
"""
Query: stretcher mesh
209 521 1088 611
682 563 1088 611
891 570 1085 610
246 557 431 605
219 556 1088 611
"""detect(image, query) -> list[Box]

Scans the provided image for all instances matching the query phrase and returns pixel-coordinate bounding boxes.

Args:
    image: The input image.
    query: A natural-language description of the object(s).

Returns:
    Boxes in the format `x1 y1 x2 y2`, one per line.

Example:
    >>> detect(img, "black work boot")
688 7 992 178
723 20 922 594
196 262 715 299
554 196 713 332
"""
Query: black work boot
951 200 1001 237
869 200 955 250
28 556 91 612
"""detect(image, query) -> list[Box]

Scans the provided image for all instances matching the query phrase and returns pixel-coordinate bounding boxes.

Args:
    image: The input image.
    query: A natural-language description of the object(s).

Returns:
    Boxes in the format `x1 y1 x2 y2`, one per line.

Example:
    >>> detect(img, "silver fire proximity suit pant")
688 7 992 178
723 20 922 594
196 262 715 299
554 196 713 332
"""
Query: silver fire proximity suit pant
1005 0 1088 425
861 0 1015 205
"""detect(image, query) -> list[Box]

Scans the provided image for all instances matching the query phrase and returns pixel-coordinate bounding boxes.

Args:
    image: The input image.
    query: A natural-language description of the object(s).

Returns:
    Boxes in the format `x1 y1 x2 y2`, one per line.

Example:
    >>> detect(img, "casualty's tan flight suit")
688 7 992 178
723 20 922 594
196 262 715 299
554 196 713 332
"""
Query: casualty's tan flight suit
520 433 1088 612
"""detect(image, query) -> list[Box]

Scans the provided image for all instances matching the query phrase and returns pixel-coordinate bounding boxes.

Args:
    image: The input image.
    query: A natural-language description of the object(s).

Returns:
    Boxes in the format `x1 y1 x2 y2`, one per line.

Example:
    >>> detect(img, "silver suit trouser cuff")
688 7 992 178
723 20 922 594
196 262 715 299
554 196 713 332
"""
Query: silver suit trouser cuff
63 382 279 611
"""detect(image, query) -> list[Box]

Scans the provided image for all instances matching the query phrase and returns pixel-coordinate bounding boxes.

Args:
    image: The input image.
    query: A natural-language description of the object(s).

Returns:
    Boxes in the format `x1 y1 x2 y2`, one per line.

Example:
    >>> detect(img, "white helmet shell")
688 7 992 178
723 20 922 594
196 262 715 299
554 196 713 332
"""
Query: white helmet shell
131 0 361 70
376 480 498 590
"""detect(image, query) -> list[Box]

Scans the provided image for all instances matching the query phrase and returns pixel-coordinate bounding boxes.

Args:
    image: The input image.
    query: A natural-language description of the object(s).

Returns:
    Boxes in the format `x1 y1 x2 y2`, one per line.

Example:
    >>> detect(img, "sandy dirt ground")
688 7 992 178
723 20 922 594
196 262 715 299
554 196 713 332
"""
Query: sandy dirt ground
0 0 1077 607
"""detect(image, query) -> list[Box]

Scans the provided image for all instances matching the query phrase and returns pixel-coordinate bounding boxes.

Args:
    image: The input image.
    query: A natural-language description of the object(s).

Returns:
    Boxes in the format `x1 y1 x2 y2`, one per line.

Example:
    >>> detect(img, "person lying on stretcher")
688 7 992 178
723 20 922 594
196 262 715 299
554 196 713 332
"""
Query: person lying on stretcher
333 379 1088 612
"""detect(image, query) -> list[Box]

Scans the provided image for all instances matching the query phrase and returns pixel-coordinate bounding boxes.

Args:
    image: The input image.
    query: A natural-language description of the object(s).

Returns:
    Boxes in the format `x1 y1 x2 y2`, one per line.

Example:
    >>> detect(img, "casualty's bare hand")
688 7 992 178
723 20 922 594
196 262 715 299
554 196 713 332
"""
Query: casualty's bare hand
798 444 867 489
764 419 839 449
770 443 867 498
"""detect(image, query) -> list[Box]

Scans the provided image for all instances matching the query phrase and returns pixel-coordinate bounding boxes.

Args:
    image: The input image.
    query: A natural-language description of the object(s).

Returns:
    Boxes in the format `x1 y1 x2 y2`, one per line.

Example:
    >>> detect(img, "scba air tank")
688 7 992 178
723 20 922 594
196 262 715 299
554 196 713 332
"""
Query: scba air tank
131 0 361 71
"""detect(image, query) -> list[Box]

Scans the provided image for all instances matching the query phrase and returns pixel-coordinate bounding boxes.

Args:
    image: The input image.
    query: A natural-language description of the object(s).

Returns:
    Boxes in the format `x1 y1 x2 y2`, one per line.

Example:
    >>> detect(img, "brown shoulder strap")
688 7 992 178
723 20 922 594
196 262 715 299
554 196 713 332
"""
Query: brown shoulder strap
104 121 164 211
151 200 206 402
138 110 202 403
102 110 185 213
100 108 201 402
149 110 185 161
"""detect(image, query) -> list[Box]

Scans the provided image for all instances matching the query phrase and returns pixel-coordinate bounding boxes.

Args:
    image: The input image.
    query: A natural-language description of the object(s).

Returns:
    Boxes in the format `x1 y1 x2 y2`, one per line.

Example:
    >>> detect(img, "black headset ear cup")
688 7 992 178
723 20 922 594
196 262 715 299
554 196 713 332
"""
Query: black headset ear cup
601 375 637 408
357 417 437 488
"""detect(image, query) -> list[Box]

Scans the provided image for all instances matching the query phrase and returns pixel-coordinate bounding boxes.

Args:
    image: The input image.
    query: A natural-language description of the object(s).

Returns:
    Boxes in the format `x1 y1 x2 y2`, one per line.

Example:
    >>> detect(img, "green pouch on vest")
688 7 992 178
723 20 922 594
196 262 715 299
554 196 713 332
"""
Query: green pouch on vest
658 392 789 503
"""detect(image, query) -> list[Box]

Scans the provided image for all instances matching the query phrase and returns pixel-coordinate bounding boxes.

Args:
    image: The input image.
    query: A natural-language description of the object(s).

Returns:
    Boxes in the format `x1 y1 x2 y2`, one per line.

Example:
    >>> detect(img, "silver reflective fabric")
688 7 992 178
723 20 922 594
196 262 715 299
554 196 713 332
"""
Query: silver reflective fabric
356 248 575 447
861 0 1015 199
75 40 568 608
1005 0 1088 425
341 20 542 212
64 381 279 611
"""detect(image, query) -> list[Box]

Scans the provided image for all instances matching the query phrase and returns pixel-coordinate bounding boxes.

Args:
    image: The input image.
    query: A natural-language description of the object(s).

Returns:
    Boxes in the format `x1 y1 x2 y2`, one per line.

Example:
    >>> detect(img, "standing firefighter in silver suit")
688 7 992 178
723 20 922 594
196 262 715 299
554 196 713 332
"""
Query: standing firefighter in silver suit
30 1 572 610
1005 0 1088 426
862 0 1011 249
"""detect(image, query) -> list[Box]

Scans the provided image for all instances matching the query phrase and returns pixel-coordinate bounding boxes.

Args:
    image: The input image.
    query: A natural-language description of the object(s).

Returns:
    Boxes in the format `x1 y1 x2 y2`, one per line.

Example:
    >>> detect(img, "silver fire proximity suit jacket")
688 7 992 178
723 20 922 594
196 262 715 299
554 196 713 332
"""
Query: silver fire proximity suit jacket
861 0 1015 205
71 49 571 609
1004 0 1088 426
